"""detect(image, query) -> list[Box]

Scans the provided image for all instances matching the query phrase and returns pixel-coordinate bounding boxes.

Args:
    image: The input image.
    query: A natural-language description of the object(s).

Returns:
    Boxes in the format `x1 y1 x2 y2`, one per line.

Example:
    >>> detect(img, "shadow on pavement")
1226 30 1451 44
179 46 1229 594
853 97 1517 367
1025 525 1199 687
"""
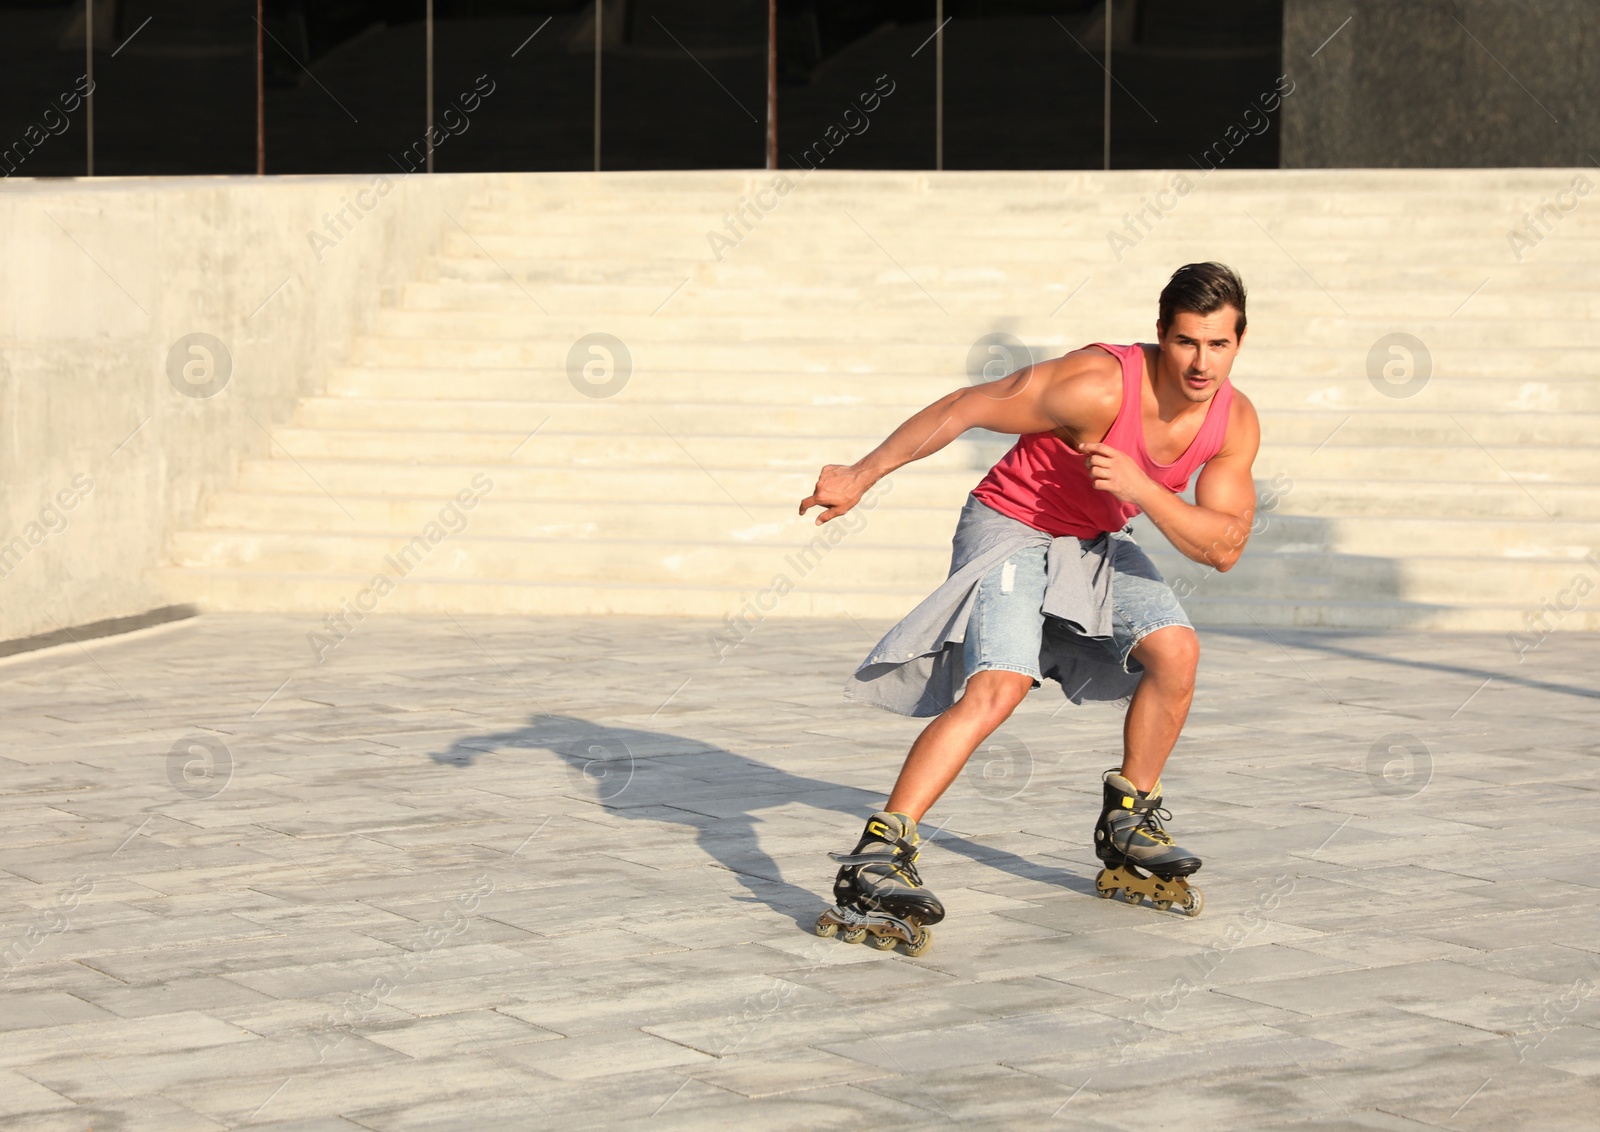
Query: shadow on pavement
431 713 1095 928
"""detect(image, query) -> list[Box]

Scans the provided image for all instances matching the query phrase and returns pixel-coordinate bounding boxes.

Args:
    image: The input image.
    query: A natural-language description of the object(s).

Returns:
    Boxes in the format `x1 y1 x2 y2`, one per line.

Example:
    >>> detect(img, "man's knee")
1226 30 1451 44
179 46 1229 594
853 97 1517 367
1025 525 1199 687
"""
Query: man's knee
958 670 1033 723
1134 626 1200 690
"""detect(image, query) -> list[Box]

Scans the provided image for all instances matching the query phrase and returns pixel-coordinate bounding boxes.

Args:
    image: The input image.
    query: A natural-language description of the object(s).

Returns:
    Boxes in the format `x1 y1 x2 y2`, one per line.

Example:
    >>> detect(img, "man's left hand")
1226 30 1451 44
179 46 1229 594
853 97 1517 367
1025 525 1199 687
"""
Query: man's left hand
1078 441 1153 506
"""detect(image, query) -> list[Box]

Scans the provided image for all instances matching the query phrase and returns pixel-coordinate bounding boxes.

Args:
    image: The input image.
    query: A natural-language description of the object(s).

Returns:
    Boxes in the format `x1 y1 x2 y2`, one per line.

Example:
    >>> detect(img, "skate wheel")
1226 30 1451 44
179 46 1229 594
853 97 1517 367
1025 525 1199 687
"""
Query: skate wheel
1181 888 1204 917
1152 900 1172 912
815 918 839 939
841 926 868 944
904 928 932 957
868 933 898 951
1094 870 1118 899
1120 888 1142 906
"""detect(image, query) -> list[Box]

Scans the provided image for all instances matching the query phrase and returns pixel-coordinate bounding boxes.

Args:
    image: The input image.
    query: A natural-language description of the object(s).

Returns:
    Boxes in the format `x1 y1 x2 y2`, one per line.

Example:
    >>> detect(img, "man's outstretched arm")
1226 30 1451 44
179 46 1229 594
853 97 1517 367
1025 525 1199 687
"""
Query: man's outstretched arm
798 354 1118 524
1080 392 1261 571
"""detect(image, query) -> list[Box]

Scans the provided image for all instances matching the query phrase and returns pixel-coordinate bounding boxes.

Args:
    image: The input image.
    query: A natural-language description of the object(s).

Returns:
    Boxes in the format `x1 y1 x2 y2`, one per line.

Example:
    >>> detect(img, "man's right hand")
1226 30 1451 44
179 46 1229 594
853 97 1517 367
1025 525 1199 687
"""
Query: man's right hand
799 463 873 524
795 350 1115 527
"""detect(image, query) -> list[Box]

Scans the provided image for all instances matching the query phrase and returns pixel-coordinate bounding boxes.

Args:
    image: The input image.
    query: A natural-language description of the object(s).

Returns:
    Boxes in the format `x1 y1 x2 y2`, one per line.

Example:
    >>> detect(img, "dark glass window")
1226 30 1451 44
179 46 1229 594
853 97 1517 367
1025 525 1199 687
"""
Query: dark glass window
600 0 767 170
2 0 1283 176
262 0 427 174
1101 0 1283 170
777 0 936 170
0 0 95 178
432 1 592 172
95 0 255 175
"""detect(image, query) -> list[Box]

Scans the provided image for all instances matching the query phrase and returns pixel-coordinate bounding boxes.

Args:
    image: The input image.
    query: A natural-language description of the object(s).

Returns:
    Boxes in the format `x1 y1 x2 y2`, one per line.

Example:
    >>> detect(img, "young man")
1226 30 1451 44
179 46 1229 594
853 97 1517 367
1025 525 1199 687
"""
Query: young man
800 262 1261 955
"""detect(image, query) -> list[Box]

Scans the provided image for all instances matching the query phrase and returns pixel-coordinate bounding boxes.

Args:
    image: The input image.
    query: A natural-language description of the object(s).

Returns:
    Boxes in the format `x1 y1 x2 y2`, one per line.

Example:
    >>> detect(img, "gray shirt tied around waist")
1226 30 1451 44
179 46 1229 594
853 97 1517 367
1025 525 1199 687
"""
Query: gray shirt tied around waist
845 493 1143 717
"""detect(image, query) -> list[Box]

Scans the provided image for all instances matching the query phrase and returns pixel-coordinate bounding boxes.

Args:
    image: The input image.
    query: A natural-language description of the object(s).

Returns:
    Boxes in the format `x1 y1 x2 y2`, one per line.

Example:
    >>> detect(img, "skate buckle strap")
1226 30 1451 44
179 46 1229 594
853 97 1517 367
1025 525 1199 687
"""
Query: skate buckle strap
827 847 925 888
868 816 919 847
846 830 921 863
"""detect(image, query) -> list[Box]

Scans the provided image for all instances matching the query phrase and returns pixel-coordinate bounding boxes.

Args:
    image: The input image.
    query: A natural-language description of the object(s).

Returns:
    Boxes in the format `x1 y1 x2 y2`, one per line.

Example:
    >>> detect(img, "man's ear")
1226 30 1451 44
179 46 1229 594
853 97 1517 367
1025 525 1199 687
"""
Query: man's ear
1155 320 1166 341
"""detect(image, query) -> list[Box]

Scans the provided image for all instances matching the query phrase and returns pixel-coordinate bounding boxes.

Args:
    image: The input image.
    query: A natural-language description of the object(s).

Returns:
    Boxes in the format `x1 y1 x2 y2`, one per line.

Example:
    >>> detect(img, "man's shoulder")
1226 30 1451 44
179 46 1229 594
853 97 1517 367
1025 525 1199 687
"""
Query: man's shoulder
1215 385 1261 459
1225 386 1259 431
1029 348 1124 433
1037 346 1124 397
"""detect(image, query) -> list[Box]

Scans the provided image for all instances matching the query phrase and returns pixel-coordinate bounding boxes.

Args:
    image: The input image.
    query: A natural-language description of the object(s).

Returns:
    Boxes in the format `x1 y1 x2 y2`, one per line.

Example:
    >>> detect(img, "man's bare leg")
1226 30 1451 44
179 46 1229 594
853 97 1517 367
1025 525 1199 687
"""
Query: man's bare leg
1119 625 1200 791
884 669 1034 821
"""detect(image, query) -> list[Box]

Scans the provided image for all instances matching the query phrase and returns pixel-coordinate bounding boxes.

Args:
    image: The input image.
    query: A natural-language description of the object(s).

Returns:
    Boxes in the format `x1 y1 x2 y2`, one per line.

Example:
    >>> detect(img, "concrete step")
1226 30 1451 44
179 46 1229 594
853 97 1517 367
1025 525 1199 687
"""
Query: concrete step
455 206 1600 241
1245 410 1600 447
439 218 1600 256
1147 513 1600 560
264 424 984 472
1265 478 1598 520
424 255 1600 291
193 492 1600 562
343 336 1600 378
259 422 1600 484
319 368 1600 410
1174 597 1590 631
395 279 1600 322
465 190 1590 221
193 495 1600 566
222 458 1600 519
468 166 1587 195
166 529 940 590
281 401 1600 448
167 522 1595 608
451 184 1598 218
158 567 1597 632
1141 547 1593 606
163 172 1600 631
363 308 1600 348
163 566 932 621
432 233 1600 271
226 459 973 508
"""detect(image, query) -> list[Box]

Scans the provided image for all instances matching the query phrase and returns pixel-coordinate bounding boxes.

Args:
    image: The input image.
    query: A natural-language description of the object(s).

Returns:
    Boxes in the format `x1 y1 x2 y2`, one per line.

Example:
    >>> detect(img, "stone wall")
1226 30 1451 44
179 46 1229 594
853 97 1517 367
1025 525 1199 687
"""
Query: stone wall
0 173 485 643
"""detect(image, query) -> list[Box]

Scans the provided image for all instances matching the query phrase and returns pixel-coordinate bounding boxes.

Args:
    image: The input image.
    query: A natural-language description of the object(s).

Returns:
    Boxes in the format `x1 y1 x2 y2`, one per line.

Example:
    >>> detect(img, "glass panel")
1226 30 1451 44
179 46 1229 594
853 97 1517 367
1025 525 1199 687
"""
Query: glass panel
944 1 1100 170
95 0 256 175
777 0 937 171
943 0 1283 170
1110 0 1283 169
263 0 426 174
2 0 1286 177
603 0 768 170
432 0 592 173
0 0 94 178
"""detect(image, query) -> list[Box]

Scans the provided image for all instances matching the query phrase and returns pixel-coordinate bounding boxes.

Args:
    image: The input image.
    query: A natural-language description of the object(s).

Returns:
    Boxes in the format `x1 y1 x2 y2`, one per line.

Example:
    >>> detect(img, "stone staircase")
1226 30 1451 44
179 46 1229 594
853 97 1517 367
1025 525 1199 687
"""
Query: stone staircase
165 170 1600 632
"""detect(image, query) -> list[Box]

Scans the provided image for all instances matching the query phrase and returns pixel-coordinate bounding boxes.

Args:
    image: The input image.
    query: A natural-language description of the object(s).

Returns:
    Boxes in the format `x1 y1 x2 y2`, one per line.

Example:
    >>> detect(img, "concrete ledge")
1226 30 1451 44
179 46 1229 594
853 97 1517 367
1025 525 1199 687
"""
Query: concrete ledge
0 172 495 641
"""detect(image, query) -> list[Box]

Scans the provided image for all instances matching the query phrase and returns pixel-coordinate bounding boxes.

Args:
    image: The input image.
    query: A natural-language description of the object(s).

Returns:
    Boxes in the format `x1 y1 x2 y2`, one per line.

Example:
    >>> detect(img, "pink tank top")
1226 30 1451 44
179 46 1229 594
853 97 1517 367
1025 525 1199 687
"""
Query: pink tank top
970 342 1234 538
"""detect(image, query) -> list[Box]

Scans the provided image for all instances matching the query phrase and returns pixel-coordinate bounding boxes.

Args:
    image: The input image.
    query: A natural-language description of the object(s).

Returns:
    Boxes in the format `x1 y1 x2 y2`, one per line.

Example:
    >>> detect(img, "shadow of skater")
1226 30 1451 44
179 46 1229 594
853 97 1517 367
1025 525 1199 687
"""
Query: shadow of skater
432 714 1096 929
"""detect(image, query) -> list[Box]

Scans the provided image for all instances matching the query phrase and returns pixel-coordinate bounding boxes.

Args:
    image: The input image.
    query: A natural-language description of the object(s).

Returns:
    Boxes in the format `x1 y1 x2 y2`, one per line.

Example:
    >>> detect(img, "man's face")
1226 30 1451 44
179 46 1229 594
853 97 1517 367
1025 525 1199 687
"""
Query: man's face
1156 308 1244 403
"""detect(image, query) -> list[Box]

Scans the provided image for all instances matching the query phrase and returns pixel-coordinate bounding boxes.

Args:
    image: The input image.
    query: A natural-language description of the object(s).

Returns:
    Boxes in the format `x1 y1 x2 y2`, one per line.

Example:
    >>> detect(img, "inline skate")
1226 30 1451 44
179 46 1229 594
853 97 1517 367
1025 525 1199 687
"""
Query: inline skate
1093 769 1204 916
815 810 944 956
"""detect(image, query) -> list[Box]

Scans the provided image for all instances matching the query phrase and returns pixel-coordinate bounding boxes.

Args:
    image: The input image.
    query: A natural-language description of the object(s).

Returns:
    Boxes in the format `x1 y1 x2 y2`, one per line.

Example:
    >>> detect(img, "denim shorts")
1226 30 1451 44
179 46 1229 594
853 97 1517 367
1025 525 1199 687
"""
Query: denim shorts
961 530 1193 687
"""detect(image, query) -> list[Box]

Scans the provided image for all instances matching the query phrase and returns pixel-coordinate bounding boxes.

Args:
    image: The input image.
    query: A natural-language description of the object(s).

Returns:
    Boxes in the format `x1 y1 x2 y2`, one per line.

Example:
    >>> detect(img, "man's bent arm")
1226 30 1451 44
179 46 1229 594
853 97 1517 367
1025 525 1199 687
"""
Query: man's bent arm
800 354 1119 523
1133 398 1262 572
855 363 1092 478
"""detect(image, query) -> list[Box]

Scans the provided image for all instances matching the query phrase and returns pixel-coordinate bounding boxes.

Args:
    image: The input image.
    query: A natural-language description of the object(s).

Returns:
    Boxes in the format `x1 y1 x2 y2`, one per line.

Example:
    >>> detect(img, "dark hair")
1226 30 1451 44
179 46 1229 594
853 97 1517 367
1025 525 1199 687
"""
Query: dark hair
1158 262 1247 338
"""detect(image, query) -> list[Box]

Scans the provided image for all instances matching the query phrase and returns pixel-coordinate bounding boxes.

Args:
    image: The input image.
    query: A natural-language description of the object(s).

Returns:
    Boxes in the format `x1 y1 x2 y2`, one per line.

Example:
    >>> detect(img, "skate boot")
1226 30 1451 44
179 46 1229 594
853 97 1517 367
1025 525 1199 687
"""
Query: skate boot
1092 769 1204 916
815 811 944 956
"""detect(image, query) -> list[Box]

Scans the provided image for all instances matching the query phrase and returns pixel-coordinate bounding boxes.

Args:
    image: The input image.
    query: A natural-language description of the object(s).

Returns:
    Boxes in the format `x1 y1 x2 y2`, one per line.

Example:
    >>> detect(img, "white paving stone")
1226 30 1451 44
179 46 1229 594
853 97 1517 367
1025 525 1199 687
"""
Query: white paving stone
0 613 1595 1127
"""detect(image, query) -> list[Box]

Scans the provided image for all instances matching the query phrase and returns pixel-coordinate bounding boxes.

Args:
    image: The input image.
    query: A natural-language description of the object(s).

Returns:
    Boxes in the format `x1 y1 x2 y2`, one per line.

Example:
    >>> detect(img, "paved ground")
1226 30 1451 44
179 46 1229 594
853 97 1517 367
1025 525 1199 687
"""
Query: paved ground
1 612 1598 1130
